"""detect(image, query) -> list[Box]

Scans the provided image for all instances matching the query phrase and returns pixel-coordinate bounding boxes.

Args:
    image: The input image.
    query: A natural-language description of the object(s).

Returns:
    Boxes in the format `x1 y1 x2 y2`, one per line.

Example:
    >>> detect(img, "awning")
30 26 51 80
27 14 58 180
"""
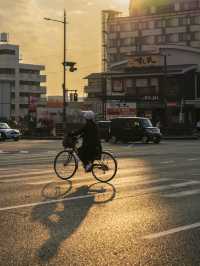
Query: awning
106 64 198 78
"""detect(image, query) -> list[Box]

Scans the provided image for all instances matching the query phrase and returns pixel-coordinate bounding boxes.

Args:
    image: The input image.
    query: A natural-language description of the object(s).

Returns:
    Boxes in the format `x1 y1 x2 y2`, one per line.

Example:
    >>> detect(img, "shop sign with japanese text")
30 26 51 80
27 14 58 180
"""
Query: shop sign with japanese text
128 55 160 67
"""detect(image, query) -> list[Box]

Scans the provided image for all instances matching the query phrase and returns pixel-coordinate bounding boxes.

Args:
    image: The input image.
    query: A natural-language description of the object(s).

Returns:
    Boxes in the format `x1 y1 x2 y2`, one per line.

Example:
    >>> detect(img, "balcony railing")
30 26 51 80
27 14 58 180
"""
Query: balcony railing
0 73 15 81
20 73 46 82
20 85 47 94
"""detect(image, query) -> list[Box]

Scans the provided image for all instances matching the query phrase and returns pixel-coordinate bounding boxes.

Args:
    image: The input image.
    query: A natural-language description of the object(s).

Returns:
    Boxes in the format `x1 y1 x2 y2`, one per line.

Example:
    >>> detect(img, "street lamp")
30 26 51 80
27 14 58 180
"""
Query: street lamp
44 10 67 124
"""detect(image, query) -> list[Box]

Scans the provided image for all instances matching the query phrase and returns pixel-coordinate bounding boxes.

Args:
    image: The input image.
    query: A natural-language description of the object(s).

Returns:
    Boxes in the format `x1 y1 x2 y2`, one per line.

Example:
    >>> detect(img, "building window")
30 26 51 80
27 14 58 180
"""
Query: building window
142 36 155 45
156 35 166 44
131 22 138 30
109 39 118 48
157 3 174 13
148 21 154 29
182 1 199 11
150 6 156 14
0 49 15 55
109 24 117 32
137 87 150 96
166 34 179 43
124 78 133 88
112 79 124 93
194 32 200 41
179 16 189 26
136 79 148 87
139 21 147 30
20 69 39 74
0 68 15 74
120 38 132 46
166 18 179 27
179 32 191 41
155 20 165 28
191 15 200 24
120 23 131 32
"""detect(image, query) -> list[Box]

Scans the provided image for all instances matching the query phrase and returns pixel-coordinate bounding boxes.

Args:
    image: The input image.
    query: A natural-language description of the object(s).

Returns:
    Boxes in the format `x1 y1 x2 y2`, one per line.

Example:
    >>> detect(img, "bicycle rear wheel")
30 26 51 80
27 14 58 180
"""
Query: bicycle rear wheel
54 150 78 180
92 151 117 183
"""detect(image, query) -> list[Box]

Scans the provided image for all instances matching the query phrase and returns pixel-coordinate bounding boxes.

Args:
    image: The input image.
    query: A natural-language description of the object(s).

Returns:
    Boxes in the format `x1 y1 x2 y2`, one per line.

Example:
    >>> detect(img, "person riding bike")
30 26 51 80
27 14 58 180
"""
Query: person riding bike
63 111 102 172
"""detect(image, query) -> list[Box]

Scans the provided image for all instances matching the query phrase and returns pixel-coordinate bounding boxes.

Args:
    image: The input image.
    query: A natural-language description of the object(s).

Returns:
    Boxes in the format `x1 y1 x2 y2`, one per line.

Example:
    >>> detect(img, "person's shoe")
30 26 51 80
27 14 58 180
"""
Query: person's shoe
85 163 92 172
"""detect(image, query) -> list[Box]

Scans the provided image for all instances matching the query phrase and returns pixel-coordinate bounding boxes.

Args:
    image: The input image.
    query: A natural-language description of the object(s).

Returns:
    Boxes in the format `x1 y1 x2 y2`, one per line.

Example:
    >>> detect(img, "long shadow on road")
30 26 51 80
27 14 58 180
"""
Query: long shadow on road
31 181 116 263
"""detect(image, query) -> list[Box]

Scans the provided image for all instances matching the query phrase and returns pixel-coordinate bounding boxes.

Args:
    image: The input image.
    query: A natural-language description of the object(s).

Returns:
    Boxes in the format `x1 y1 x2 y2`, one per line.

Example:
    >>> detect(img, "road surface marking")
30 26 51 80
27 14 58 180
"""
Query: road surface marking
27 180 53 185
19 150 29 154
188 158 198 161
125 180 200 196
160 161 174 164
143 222 200 239
114 177 170 186
163 188 200 198
0 194 97 212
0 179 199 211
0 170 53 179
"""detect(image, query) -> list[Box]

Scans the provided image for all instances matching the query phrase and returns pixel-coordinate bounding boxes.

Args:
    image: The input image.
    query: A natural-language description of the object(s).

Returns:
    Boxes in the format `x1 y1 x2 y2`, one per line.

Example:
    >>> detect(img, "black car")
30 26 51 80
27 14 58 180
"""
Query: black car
110 117 162 144
97 120 111 142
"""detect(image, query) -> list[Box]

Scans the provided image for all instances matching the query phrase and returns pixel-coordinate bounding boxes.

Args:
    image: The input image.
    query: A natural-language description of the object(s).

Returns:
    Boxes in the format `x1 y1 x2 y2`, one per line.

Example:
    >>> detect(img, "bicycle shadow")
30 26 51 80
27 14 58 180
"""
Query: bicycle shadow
31 180 116 263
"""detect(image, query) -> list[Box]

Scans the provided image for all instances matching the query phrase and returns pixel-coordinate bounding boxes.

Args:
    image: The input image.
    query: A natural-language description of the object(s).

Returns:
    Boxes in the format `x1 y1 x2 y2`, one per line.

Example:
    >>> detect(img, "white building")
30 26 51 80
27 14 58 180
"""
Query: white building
0 41 46 120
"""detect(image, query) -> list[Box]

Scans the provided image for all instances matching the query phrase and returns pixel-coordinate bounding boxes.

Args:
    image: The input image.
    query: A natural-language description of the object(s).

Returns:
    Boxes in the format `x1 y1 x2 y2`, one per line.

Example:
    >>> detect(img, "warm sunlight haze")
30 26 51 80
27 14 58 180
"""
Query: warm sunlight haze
0 0 129 96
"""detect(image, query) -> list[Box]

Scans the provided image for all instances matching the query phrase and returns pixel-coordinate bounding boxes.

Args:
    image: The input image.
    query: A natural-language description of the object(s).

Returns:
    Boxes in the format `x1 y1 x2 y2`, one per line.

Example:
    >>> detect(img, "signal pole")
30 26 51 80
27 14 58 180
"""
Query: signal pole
63 10 67 124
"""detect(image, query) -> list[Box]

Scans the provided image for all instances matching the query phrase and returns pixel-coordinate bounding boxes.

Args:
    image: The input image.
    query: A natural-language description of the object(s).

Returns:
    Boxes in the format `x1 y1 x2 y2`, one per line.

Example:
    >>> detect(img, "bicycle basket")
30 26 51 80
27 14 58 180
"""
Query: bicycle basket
63 135 77 148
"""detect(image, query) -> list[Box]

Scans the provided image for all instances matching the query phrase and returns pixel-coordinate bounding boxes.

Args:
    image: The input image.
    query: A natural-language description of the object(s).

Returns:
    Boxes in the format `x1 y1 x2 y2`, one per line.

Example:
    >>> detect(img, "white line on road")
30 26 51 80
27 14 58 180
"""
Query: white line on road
143 222 200 240
188 158 199 161
0 180 199 212
27 180 53 185
0 194 97 212
160 161 175 164
163 188 200 198
0 169 53 179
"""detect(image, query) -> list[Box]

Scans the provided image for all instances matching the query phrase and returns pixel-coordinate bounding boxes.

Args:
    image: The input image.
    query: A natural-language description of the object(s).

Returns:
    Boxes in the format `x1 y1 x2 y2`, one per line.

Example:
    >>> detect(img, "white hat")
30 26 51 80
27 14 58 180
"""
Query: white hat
82 111 95 121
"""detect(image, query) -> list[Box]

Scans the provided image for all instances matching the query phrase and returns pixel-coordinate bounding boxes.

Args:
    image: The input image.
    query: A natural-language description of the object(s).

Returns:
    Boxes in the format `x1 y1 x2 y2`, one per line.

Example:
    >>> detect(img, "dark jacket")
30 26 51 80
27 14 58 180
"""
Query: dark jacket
73 120 102 162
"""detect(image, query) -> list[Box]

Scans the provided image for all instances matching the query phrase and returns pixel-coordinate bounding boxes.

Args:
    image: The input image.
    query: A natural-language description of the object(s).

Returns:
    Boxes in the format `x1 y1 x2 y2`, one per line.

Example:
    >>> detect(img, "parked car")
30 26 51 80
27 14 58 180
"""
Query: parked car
110 117 162 144
0 122 21 141
97 120 111 142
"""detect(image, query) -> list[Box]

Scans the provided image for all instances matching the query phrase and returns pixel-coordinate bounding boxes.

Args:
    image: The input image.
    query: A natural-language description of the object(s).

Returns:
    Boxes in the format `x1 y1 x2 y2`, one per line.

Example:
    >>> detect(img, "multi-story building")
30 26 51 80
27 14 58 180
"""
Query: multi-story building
106 0 200 66
0 41 46 121
84 0 200 130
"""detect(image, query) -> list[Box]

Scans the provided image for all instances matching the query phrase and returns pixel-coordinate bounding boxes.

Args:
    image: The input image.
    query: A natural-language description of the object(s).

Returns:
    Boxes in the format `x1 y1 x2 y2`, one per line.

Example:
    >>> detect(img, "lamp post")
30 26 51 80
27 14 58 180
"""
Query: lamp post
44 10 67 124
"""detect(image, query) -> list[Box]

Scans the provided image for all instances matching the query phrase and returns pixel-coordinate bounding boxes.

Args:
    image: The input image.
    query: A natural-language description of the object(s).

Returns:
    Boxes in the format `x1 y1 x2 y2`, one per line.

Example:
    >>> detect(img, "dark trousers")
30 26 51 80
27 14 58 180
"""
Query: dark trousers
78 144 101 167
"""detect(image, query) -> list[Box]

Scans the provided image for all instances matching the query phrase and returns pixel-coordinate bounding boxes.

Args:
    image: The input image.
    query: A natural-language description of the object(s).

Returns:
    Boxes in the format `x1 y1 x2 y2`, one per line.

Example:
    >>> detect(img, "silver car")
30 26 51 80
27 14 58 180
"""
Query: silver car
0 122 21 141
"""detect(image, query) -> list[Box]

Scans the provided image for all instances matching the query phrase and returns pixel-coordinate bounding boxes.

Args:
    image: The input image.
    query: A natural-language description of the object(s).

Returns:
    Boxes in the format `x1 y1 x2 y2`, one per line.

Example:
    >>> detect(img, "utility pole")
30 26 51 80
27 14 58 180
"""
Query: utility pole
44 10 68 125
63 10 67 124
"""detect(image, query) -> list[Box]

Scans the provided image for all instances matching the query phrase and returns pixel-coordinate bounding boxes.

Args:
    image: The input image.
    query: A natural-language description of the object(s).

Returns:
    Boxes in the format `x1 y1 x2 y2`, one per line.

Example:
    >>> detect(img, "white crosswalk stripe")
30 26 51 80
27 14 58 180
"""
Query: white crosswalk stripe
1 150 200 200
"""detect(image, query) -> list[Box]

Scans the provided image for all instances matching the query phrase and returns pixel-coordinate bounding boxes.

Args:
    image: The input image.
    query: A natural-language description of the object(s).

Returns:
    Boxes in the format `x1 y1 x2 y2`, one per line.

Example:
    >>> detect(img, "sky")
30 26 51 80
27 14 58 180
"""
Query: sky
0 0 130 96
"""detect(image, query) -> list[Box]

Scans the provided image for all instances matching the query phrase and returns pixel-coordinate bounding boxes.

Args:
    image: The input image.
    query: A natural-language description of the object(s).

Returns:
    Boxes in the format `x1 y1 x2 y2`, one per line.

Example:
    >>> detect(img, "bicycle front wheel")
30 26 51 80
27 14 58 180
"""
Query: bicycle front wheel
54 150 78 180
92 151 117 183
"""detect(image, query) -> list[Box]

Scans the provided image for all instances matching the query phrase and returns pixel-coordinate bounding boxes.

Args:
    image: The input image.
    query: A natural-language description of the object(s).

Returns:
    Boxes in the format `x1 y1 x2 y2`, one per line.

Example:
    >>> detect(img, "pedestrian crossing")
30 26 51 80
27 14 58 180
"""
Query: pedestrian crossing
0 157 200 200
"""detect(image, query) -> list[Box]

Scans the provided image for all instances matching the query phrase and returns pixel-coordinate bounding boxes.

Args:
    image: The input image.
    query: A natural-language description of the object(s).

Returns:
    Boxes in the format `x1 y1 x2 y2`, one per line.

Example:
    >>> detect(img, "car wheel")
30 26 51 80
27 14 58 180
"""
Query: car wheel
14 137 19 141
142 136 149 144
153 137 161 144
1 133 6 141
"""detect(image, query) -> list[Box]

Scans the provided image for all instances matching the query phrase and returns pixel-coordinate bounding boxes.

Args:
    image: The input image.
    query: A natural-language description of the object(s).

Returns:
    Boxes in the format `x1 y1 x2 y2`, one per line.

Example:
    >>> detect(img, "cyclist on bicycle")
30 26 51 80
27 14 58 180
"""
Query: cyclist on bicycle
63 110 102 172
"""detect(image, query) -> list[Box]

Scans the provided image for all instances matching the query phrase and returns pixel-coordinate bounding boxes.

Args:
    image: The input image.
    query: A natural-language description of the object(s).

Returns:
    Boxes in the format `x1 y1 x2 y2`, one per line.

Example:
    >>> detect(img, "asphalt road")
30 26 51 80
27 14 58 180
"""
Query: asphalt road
0 139 200 265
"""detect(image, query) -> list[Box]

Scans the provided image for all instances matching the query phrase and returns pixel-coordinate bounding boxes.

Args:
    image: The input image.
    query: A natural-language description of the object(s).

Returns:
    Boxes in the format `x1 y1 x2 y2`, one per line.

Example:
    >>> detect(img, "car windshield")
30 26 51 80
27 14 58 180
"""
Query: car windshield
140 119 153 128
0 123 10 129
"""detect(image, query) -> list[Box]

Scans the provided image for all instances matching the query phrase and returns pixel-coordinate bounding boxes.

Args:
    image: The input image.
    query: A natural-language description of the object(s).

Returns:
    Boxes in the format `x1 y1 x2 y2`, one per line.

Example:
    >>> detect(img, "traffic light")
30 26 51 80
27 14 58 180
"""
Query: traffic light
74 92 78 101
64 61 77 72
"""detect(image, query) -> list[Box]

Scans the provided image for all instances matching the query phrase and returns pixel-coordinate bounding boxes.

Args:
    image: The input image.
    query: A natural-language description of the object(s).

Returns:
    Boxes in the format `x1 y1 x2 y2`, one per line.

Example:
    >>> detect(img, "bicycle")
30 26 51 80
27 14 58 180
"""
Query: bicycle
54 135 118 183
